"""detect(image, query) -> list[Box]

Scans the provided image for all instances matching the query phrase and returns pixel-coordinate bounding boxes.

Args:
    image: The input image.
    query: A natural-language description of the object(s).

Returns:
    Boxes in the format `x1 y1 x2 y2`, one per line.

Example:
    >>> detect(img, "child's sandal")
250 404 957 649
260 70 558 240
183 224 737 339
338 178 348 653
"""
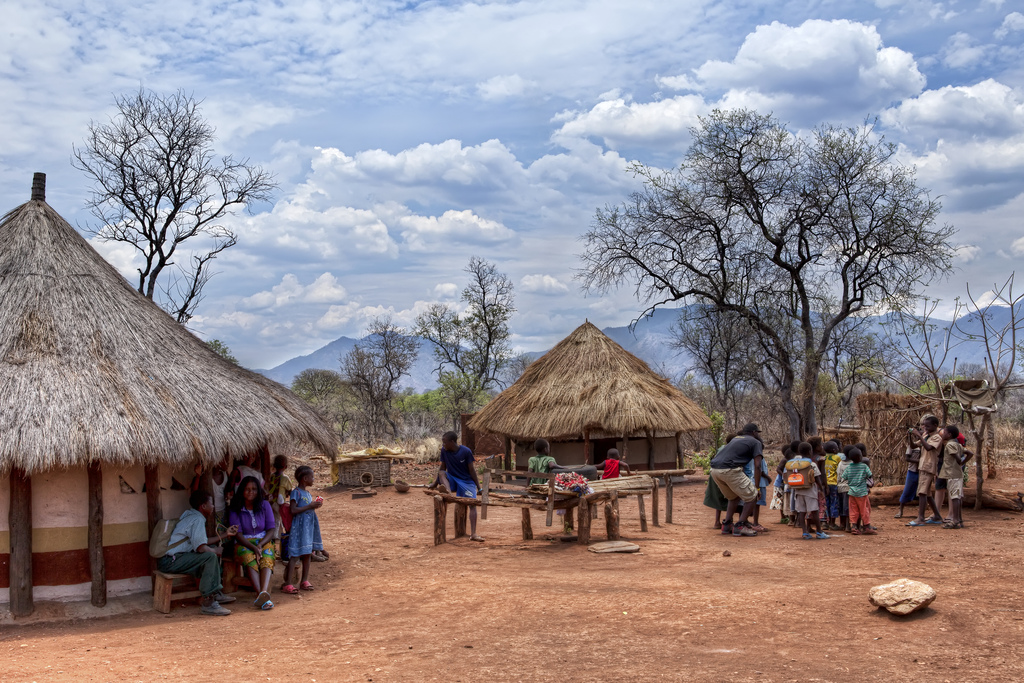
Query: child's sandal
300 581 315 591
281 584 299 594
850 528 861 535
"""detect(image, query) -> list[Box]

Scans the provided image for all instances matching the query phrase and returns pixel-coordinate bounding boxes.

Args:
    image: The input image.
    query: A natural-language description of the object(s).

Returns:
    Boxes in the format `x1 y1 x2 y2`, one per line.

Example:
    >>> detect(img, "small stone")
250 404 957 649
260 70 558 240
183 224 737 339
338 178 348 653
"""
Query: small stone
869 578 936 615
722 550 732 557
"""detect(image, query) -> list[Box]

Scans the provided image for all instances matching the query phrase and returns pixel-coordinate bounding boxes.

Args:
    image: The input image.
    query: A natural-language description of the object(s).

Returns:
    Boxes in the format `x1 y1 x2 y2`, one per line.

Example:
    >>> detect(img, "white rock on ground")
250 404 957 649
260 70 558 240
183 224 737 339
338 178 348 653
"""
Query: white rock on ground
868 578 937 615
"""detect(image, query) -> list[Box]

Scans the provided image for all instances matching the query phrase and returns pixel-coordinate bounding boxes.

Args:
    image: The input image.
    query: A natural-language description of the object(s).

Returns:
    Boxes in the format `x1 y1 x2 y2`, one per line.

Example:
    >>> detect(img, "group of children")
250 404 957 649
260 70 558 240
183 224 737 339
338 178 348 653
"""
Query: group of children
774 438 874 539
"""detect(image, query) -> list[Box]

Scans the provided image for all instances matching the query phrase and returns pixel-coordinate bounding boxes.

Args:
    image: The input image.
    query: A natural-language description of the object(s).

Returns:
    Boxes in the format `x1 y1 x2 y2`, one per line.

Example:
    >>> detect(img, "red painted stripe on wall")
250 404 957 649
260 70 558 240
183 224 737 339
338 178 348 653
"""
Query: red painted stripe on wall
0 541 151 588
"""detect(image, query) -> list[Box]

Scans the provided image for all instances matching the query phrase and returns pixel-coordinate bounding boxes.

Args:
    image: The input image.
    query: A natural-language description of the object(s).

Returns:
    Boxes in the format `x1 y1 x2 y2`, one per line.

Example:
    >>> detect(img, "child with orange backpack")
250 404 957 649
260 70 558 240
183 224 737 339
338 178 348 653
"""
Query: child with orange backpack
786 442 829 540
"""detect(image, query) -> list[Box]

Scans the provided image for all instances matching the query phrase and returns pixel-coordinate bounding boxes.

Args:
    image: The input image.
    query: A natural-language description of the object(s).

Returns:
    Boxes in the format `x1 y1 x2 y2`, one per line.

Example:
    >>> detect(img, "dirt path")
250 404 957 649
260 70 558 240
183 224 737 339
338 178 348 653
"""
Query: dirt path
3 466 1024 682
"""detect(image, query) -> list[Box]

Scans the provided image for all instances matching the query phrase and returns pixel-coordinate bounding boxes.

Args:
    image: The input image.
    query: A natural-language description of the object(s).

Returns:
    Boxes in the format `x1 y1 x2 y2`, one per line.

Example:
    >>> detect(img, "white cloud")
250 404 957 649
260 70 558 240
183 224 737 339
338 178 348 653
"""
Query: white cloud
520 274 570 294
554 95 707 148
315 302 362 331
392 208 516 252
656 74 701 92
995 12 1024 38
432 283 459 299
955 244 982 263
242 273 348 311
1011 237 1024 257
941 32 990 69
695 20 925 114
476 74 533 101
882 79 1024 139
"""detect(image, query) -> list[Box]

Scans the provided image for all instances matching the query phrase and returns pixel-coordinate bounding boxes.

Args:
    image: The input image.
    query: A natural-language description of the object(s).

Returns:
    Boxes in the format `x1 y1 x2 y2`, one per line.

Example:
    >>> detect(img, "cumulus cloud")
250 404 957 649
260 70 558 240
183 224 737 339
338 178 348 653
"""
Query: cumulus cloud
1012 237 1024 257
995 12 1024 38
882 79 1024 139
242 273 349 310
955 244 982 263
554 95 707 148
476 74 534 101
940 32 991 69
656 74 702 92
520 274 570 294
392 207 517 252
695 20 925 114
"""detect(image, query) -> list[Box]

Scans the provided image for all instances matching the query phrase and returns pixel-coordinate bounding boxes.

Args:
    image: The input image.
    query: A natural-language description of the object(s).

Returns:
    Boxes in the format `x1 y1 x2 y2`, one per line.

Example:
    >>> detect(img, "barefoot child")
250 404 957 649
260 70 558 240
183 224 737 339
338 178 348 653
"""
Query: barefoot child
840 448 874 534
282 466 324 594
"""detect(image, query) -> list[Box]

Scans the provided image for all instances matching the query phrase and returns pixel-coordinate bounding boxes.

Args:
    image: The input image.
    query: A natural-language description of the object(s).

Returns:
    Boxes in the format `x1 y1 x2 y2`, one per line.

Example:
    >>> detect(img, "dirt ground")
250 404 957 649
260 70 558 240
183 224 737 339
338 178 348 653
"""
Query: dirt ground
3 464 1024 682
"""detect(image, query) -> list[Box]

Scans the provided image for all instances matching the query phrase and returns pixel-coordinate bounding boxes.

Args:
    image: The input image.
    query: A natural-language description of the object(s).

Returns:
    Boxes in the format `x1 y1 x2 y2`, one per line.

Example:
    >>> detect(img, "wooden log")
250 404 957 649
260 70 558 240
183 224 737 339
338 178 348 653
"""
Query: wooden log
665 475 674 524
9 468 33 617
868 484 1023 512
604 501 620 541
481 471 490 521
504 437 512 471
651 478 660 527
621 434 629 460
521 508 533 540
583 428 591 465
675 431 683 470
563 503 574 532
611 490 619 517
578 496 592 545
433 495 447 546
145 465 160 536
453 503 468 538
88 462 106 607
637 492 648 532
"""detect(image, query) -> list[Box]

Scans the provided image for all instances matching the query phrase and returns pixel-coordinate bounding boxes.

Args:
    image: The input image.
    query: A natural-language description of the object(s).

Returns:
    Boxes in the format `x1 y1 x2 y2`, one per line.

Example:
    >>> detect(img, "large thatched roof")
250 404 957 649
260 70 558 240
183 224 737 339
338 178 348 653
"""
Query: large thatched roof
0 176 337 474
468 321 711 441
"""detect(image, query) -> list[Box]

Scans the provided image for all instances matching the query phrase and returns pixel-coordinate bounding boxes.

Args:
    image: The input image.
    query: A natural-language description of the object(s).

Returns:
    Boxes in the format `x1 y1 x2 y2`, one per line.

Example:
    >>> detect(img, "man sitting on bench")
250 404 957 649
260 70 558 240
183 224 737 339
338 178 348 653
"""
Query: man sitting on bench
157 490 239 616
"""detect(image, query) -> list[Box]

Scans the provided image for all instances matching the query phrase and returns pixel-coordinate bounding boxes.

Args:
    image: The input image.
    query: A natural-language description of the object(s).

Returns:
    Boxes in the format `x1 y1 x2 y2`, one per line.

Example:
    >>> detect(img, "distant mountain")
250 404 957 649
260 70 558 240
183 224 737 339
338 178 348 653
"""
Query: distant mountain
255 303 1020 390
257 335 441 392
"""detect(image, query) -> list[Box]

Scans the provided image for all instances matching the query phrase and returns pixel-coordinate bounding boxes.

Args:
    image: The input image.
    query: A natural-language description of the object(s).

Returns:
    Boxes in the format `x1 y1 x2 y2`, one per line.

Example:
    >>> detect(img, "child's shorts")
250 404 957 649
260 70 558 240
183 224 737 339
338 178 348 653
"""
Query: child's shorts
839 492 849 516
793 492 818 514
757 486 767 506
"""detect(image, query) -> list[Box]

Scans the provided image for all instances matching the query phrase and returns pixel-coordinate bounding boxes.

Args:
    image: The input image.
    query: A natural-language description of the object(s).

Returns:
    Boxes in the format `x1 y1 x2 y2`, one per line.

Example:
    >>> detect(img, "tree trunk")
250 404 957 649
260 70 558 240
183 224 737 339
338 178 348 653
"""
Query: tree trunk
88 462 106 607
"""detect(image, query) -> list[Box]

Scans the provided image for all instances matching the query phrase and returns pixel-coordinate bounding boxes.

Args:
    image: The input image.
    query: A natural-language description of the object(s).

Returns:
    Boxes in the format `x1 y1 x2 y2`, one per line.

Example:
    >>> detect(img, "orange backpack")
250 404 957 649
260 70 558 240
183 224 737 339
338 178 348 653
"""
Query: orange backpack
784 459 815 489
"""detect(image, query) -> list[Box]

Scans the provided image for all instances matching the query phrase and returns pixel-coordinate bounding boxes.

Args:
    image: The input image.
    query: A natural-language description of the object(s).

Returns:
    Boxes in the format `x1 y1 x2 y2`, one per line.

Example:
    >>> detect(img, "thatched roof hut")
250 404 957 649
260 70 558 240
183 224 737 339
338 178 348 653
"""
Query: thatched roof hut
468 322 710 469
0 174 336 615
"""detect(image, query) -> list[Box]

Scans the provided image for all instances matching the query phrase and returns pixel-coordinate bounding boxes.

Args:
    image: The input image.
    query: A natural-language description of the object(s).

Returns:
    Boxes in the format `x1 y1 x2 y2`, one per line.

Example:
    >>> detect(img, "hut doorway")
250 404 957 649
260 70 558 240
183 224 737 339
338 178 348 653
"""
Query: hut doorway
592 438 618 463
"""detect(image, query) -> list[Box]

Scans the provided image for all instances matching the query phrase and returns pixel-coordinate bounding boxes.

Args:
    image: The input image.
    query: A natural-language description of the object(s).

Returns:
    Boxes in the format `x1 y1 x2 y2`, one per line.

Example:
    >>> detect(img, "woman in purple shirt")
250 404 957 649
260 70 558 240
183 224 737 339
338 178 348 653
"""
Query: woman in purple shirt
228 476 277 610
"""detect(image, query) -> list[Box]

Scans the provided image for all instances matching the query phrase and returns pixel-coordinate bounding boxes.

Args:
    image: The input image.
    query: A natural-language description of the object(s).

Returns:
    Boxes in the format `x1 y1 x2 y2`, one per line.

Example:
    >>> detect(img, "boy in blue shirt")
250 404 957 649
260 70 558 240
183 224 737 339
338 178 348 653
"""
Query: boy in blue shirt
429 431 485 542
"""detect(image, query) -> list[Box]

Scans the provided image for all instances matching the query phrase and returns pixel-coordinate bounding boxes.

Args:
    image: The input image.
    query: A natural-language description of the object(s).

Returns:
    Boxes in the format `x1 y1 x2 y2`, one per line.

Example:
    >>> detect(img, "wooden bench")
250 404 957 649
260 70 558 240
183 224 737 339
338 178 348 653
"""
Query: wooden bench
152 571 202 613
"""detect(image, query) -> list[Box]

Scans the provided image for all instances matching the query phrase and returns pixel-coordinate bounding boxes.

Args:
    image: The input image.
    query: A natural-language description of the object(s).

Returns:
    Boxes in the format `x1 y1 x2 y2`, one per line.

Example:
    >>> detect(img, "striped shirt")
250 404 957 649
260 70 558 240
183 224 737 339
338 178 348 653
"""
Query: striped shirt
840 462 872 498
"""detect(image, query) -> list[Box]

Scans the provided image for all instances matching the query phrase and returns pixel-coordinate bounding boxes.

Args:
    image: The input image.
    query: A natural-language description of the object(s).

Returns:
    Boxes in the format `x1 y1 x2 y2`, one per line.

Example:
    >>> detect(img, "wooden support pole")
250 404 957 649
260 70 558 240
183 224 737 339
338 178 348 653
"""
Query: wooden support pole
259 444 272 482
577 498 591 545
637 492 648 532
583 429 591 465
665 475 674 524
604 501 620 541
621 434 629 461
521 508 533 540
563 503 574 532
433 495 447 546
145 465 160 536
503 437 512 471
453 503 468 538
87 462 106 607
651 478 660 527
200 467 216 536
545 477 555 527
675 431 683 470
481 471 490 520
611 490 619 517
9 468 33 617
646 430 655 471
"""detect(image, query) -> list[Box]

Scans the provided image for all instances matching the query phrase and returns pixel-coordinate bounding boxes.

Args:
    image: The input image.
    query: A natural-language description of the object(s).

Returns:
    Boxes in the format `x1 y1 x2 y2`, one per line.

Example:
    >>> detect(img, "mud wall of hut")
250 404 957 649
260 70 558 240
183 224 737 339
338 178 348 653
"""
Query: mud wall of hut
514 436 678 470
0 463 195 603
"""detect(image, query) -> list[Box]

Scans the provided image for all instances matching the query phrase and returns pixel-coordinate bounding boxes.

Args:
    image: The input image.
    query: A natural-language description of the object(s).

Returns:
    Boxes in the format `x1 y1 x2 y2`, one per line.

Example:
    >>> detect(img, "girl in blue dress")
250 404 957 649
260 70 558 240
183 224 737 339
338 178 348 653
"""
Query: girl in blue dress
281 465 324 593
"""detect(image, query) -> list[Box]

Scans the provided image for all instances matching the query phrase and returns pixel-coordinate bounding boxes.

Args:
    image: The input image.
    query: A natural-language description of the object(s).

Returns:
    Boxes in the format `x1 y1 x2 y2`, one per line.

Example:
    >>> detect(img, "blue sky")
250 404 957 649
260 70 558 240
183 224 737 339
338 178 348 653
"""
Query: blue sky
2 0 1023 368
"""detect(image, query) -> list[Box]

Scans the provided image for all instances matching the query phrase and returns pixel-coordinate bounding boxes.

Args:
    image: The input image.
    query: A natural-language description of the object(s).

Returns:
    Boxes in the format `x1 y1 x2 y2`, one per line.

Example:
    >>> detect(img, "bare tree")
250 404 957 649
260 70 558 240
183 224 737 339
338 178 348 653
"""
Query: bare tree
417 256 516 400
73 88 276 323
342 316 419 444
579 109 954 439
291 368 357 442
823 316 896 418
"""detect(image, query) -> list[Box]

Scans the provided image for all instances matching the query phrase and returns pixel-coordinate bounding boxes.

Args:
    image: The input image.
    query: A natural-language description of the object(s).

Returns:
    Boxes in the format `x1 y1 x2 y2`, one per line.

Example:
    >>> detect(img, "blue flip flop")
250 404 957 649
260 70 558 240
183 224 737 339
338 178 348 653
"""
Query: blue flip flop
802 532 814 540
907 520 927 527
924 518 943 525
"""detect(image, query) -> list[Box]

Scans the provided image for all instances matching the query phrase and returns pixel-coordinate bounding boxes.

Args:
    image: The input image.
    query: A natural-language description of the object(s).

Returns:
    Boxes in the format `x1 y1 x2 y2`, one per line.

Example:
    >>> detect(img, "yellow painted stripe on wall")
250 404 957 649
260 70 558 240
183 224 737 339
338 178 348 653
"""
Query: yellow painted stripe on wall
0 521 149 554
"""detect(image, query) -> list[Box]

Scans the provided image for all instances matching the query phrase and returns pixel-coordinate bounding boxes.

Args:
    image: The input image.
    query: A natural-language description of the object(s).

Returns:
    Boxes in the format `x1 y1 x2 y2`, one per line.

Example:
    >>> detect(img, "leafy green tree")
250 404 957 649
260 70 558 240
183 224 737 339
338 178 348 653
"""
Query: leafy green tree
206 339 239 364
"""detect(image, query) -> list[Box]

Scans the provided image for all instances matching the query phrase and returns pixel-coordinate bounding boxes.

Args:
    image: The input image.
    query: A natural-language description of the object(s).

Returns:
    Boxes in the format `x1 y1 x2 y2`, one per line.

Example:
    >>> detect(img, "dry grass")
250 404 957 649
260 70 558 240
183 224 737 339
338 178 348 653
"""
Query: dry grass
0 196 336 473
469 321 710 442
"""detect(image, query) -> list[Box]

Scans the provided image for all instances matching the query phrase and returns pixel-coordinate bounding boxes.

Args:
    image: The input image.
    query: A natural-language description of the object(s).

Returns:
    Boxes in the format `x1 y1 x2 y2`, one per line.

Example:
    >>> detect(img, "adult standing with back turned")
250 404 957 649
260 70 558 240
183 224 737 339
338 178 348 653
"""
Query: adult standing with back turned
709 423 764 537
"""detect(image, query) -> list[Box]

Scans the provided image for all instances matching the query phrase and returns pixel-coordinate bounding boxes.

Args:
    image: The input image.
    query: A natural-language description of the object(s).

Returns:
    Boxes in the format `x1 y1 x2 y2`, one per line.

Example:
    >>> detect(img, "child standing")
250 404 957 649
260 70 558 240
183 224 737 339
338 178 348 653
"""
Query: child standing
596 448 630 479
823 441 842 530
267 455 294 560
841 448 875 535
835 449 852 532
788 442 828 540
939 426 974 529
281 465 324 594
744 450 772 532
771 447 793 524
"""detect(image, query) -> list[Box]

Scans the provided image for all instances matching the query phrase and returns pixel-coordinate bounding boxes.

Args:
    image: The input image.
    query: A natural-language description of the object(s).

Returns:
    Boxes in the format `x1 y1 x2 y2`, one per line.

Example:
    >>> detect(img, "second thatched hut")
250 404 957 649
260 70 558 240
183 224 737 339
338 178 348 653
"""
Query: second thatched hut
468 322 711 470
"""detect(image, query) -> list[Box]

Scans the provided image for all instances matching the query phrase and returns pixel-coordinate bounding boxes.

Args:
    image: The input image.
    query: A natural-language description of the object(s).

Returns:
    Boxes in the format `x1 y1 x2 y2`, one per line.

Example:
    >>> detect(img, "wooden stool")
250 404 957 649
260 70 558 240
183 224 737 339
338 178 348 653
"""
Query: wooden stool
152 571 201 613
222 561 255 594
